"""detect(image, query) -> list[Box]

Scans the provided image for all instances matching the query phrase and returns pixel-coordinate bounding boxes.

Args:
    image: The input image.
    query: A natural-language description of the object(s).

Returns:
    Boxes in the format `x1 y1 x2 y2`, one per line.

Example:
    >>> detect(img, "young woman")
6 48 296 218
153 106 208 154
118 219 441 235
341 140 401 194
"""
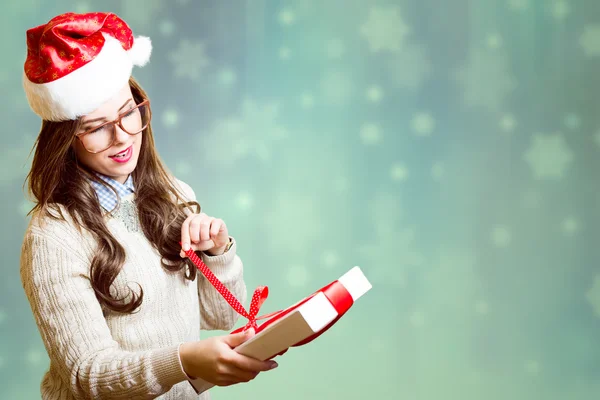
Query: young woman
19 11 277 399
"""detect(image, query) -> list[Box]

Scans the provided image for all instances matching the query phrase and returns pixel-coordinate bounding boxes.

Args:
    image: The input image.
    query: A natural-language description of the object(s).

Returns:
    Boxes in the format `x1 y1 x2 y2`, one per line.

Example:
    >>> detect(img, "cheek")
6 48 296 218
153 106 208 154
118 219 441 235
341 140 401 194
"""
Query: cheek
134 133 143 153
73 140 105 169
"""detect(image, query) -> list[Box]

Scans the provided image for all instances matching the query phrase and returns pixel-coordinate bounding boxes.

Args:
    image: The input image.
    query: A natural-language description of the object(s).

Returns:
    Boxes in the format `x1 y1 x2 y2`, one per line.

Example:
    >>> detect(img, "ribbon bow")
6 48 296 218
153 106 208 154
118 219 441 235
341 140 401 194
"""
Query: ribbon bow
183 247 279 331
183 245 354 360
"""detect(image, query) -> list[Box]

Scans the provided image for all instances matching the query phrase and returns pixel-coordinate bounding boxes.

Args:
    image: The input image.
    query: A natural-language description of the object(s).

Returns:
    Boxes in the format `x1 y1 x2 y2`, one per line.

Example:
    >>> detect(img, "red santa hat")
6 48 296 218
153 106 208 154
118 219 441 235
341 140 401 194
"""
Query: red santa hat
23 12 152 122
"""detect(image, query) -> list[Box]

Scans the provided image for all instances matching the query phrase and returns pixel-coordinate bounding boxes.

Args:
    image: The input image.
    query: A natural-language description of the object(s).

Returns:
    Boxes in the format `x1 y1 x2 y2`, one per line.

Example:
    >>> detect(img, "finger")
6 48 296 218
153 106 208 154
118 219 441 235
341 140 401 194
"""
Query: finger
214 378 239 387
180 213 196 251
189 239 215 252
231 353 278 373
222 365 260 383
200 217 213 241
210 219 222 238
188 213 206 243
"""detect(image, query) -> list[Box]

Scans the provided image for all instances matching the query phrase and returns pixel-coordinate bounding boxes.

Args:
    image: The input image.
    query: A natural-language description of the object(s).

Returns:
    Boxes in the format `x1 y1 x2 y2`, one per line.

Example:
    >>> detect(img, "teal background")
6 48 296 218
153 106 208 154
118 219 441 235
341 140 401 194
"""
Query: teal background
2 0 599 398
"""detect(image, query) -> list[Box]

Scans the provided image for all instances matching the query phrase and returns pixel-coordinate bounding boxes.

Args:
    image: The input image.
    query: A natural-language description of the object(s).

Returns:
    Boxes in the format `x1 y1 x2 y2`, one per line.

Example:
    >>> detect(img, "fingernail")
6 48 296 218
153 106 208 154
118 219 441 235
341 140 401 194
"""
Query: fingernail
182 242 190 251
270 361 278 369
245 328 255 336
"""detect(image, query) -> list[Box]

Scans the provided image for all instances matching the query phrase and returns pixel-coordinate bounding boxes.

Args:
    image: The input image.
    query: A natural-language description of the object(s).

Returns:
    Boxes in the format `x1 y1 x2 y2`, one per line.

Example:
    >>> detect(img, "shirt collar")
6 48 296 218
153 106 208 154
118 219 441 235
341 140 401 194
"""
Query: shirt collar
90 173 135 212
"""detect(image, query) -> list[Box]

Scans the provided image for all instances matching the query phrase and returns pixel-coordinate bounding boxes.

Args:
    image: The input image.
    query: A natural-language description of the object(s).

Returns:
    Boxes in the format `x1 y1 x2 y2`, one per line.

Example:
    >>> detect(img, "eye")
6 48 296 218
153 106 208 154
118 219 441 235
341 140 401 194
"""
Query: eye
123 108 137 118
87 126 106 134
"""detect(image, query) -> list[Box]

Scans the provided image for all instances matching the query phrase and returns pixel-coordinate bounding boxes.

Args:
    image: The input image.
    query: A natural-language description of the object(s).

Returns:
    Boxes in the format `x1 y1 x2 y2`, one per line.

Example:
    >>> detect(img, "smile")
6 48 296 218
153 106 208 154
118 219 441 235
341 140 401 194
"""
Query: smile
109 145 133 163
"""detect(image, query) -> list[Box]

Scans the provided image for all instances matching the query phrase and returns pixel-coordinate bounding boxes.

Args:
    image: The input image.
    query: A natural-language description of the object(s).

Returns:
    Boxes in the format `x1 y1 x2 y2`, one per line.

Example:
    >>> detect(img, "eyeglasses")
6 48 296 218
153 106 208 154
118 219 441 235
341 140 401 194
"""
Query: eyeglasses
75 100 151 154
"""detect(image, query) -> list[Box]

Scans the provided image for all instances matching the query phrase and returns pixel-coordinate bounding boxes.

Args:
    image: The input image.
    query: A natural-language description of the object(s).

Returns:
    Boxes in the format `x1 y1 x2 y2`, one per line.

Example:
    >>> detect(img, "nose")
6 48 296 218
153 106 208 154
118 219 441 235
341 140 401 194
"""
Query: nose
113 123 130 144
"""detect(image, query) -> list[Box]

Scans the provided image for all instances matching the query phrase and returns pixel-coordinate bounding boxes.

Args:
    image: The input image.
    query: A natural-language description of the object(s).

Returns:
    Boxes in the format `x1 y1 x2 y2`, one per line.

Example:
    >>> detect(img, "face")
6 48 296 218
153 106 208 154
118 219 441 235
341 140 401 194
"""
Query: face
73 83 144 184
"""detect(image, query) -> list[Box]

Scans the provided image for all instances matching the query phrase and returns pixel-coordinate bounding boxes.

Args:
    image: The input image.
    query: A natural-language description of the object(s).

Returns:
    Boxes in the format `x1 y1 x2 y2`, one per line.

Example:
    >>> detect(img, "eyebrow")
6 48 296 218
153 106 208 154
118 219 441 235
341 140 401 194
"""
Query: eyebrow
81 99 133 126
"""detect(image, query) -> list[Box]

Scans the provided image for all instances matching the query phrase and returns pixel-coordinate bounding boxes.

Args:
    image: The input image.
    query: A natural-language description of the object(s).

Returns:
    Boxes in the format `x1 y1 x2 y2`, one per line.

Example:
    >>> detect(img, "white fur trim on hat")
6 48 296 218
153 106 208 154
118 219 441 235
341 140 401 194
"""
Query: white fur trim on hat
23 33 152 122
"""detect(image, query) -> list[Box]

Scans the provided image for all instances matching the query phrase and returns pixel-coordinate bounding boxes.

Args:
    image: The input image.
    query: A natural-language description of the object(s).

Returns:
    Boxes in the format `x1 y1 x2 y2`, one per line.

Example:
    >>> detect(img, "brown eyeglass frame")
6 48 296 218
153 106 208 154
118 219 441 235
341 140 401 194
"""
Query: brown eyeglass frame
75 99 152 154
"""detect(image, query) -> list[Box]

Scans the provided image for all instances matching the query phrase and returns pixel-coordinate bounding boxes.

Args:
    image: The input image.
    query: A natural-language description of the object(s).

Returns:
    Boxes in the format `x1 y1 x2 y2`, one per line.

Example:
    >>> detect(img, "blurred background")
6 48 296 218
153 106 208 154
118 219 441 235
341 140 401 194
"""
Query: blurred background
2 0 599 398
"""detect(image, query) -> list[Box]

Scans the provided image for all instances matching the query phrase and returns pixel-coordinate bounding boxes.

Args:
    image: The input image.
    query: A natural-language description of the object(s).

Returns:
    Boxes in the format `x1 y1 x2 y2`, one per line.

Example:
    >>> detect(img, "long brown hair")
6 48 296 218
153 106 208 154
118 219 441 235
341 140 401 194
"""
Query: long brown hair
24 76 200 314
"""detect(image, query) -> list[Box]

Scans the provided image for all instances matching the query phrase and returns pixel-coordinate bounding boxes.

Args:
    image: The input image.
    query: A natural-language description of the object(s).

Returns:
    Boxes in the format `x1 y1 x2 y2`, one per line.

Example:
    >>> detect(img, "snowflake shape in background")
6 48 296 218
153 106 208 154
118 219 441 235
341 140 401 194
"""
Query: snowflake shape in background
388 42 432 91
216 66 237 87
320 250 340 270
161 109 180 128
200 98 288 167
550 0 571 21
564 113 581 130
25 347 46 367
487 33 503 49
299 92 315 109
580 24 600 57
158 20 176 37
168 39 211 81
390 162 409 182
235 191 254 211
360 123 383 145
278 8 296 26
411 112 435 136
523 133 573 180
366 84 384 103
562 216 580 236
359 5 410 53
456 48 517 113
491 225 512 248
500 114 517 133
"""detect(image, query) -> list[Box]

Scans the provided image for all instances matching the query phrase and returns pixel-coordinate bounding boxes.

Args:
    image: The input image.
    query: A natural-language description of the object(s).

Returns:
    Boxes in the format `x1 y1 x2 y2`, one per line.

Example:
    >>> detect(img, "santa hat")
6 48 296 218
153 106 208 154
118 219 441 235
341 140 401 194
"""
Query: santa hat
23 12 152 122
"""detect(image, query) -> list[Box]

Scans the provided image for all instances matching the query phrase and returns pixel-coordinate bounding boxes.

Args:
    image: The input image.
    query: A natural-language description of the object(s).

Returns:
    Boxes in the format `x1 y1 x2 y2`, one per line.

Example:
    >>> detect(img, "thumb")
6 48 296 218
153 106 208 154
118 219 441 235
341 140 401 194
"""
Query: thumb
223 328 255 348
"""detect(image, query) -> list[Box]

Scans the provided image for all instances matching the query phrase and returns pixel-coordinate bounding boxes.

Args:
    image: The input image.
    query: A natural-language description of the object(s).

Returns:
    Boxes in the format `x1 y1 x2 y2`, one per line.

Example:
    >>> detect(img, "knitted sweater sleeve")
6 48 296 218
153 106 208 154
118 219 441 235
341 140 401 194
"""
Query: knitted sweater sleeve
173 178 248 331
20 226 188 399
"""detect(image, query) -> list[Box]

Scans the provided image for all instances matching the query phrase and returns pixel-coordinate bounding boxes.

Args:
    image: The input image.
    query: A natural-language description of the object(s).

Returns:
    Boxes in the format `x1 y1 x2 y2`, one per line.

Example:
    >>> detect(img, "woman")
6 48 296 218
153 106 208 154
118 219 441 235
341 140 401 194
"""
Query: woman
19 11 277 399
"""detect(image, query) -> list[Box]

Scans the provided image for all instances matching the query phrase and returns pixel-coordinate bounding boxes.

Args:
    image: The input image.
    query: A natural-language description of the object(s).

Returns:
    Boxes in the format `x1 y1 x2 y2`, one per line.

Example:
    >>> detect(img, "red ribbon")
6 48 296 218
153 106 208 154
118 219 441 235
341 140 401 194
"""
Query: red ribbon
184 246 354 358
184 247 274 331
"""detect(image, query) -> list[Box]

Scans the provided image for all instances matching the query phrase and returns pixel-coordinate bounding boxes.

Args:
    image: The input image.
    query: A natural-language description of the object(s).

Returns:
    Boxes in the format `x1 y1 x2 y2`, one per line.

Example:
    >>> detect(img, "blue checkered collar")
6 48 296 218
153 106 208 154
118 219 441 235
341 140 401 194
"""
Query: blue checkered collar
90 173 135 212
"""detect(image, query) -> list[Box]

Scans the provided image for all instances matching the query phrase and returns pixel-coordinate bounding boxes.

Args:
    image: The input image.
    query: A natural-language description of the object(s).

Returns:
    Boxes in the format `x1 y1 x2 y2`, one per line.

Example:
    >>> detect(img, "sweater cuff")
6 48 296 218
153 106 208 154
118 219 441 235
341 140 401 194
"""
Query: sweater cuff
151 344 190 388
177 342 197 381
200 237 241 282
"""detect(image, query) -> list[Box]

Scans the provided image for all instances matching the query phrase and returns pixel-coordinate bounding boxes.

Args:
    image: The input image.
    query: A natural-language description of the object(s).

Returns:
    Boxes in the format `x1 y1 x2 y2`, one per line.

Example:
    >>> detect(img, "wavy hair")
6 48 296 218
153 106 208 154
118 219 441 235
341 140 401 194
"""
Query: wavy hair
24 76 200 314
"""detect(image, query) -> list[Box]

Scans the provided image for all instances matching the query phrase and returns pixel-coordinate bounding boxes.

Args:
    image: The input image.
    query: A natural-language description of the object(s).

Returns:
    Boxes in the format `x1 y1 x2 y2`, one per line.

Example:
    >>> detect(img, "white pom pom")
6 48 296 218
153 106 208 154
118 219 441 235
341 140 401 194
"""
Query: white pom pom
128 36 152 67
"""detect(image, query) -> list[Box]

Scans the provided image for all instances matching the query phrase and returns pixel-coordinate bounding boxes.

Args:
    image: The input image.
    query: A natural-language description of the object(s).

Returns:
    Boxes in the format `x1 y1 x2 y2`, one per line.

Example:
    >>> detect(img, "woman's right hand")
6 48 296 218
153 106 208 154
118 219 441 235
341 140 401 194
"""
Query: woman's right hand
179 328 278 386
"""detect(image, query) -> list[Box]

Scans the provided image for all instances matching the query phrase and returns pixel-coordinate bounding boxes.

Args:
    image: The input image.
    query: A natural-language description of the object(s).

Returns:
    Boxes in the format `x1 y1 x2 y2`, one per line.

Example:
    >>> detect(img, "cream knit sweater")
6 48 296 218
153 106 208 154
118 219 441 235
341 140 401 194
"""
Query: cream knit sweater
19 178 247 399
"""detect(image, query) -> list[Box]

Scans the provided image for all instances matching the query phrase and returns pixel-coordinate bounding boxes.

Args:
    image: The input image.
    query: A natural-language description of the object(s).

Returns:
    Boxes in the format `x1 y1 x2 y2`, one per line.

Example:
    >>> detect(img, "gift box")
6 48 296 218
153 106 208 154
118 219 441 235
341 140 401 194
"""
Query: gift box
183 248 372 394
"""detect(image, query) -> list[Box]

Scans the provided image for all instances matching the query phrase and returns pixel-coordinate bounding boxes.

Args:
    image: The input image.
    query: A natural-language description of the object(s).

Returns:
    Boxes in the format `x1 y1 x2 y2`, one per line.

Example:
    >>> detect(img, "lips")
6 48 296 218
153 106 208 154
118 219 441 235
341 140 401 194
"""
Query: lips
108 145 133 164
109 145 132 158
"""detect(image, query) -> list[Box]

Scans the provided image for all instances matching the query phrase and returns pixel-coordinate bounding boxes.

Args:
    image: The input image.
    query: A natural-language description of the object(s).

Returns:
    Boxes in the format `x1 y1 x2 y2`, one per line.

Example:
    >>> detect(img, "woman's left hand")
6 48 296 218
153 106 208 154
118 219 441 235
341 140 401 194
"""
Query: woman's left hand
180 212 230 257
